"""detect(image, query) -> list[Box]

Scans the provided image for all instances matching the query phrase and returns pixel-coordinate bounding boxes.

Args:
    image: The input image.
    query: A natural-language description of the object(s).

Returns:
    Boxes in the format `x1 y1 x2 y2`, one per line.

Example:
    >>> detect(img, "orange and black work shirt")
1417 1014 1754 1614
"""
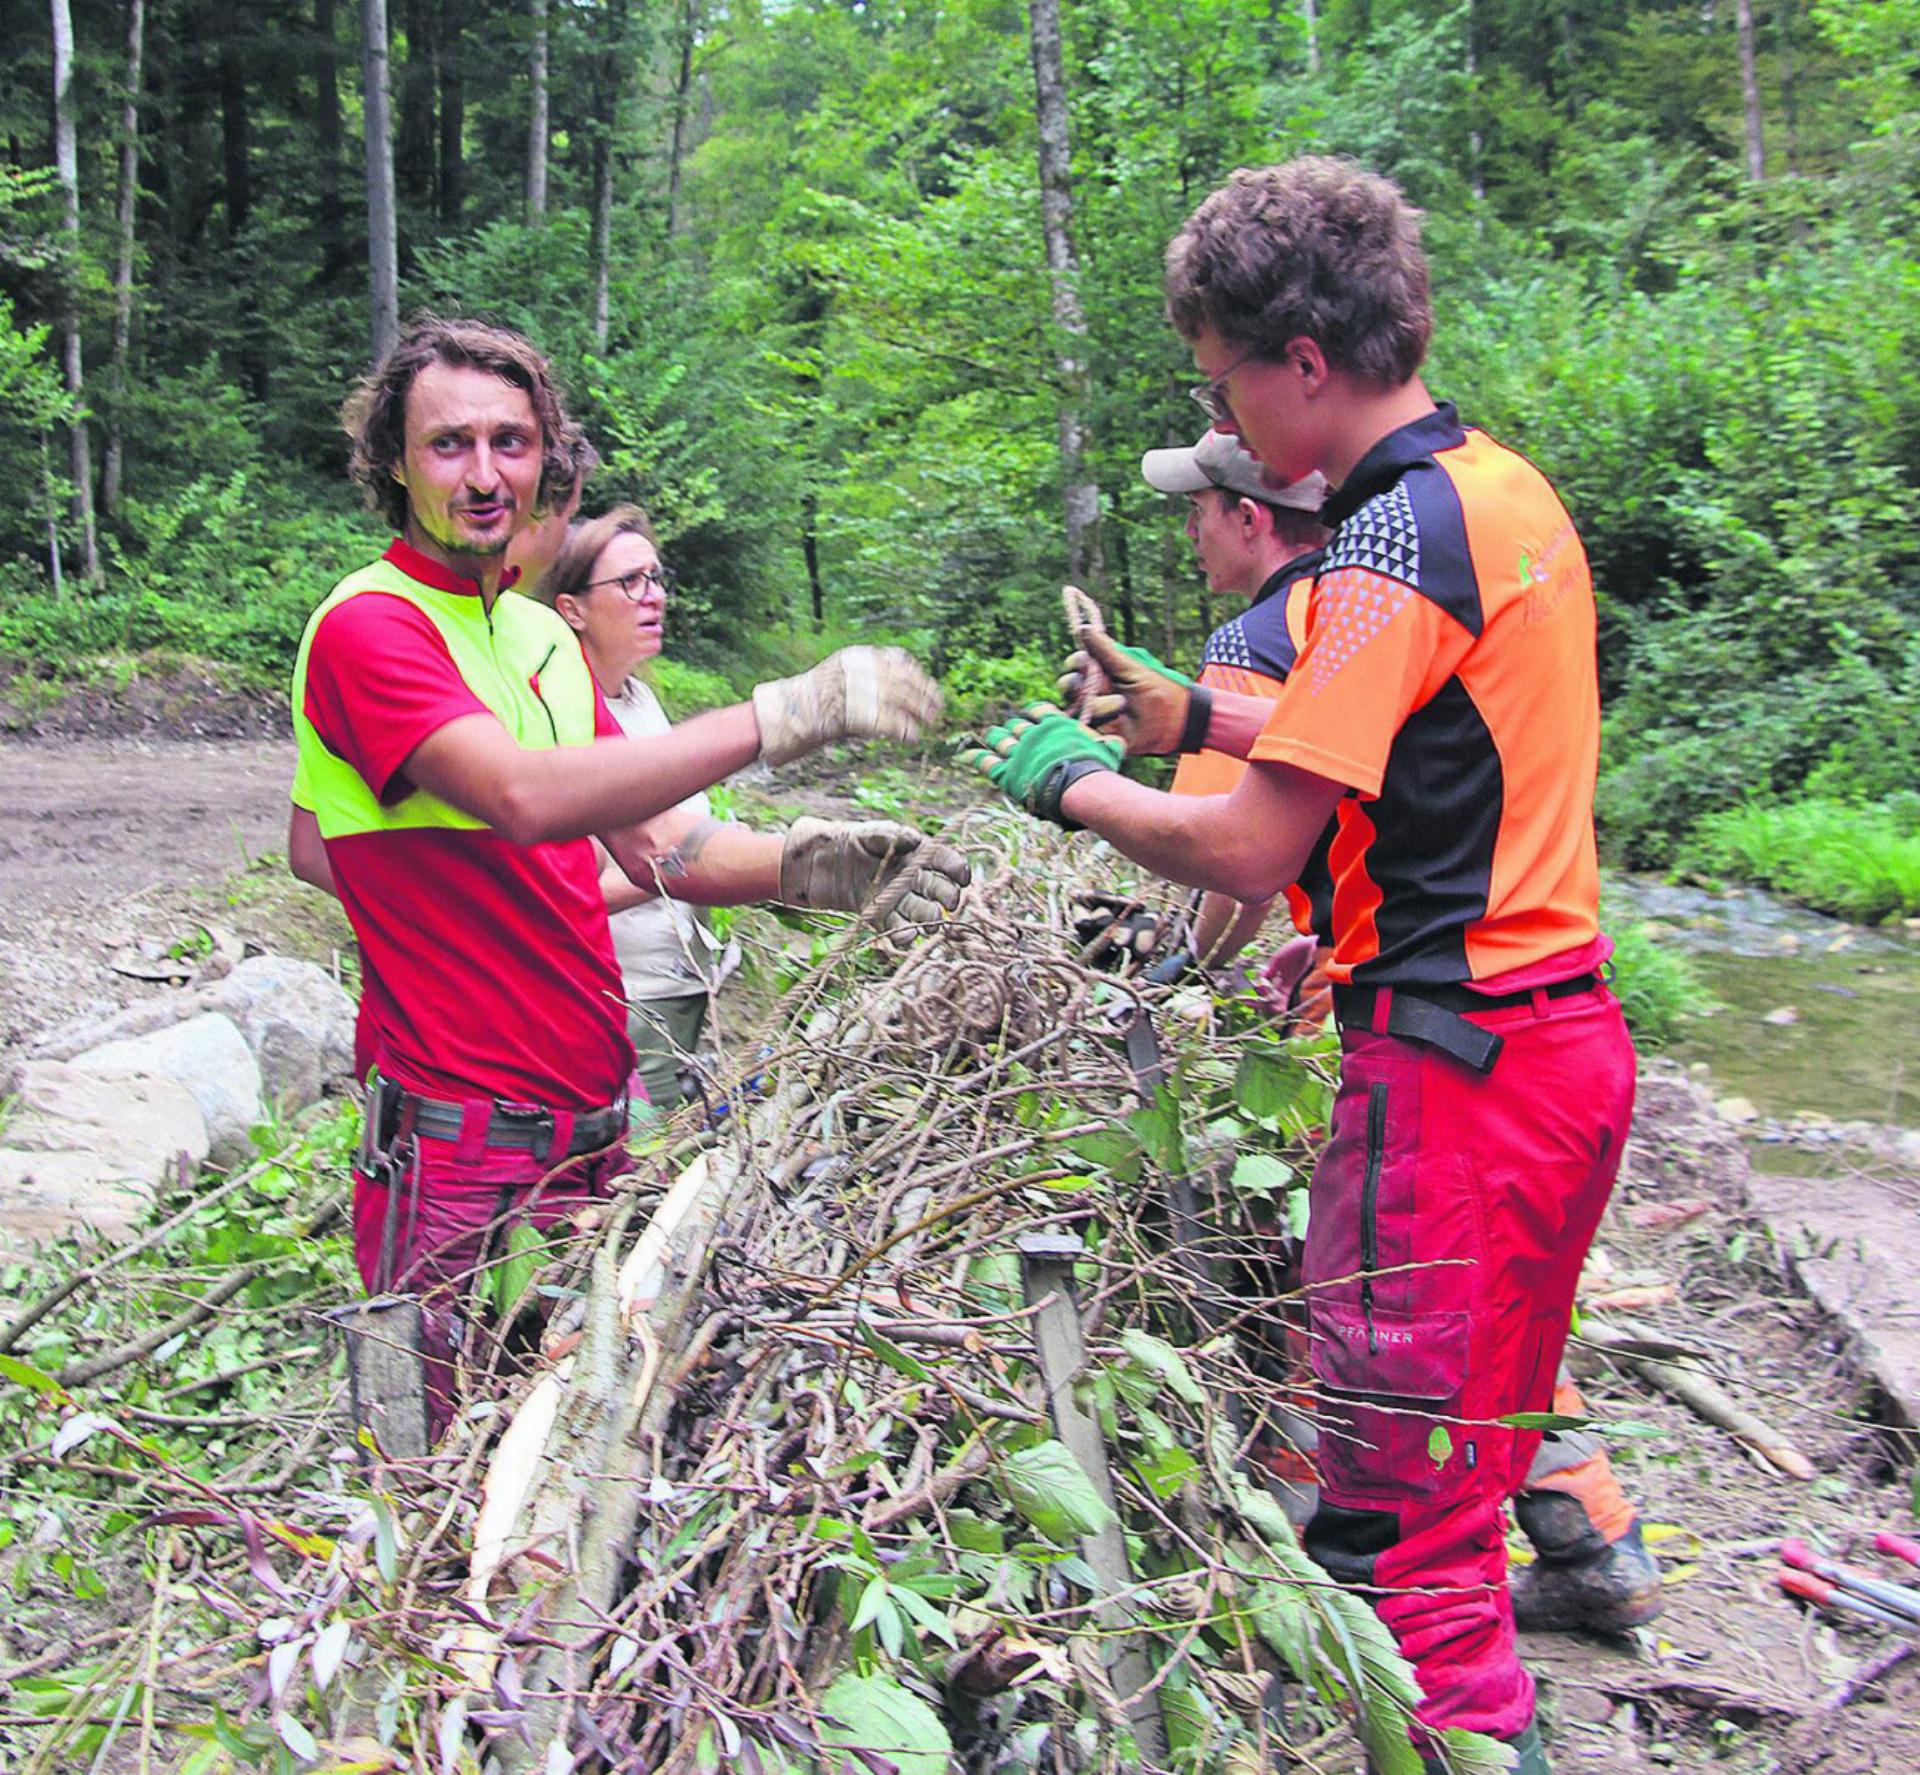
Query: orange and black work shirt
1171 554 1334 942
1247 404 1604 989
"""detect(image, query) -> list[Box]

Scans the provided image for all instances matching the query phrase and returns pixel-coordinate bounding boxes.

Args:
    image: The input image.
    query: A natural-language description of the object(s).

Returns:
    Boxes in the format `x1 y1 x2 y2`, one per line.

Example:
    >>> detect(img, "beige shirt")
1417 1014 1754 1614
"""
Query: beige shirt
604 677 736 1002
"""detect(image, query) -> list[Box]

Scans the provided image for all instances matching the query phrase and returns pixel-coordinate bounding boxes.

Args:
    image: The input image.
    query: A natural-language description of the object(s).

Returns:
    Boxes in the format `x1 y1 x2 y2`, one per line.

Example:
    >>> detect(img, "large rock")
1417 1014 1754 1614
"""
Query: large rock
73 1013 263 1165
205 955 355 1108
0 1061 210 1250
0 1149 163 1250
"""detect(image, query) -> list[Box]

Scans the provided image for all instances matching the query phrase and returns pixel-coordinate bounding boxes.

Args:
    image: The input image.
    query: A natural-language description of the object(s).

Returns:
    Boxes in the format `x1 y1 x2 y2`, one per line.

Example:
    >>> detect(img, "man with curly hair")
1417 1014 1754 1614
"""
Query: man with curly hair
974 161 1642 1772
291 317 963 1431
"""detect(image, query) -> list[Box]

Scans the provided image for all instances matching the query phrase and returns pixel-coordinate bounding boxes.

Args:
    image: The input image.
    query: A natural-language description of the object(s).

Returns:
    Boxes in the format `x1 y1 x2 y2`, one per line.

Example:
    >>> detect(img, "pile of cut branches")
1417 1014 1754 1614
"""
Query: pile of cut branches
10 813 1516 1775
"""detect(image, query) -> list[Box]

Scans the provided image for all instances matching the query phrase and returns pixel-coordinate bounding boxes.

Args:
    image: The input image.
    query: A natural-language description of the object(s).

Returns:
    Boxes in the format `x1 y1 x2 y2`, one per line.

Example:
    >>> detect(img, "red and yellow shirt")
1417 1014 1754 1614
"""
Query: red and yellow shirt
1247 405 1605 989
292 540 635 1110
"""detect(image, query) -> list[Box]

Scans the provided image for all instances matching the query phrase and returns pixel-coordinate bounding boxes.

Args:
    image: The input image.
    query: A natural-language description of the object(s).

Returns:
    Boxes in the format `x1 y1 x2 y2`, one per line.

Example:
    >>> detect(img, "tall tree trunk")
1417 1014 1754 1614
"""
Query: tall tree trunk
1465 0 1485 204
362 0 400 360
665 0 696 240
103 0 147 518
316 0 349 277
398 0 436 207
43 433 66 599
1301 0 1319 73
526 0 549 218
1025 0 1102 592
1737 0 1767 179
1778 0 1799 175
50 0 101 590
217 1 252 238
1109 508 1137 645
589 0 625 352
438 0 464 227
801 490 825 632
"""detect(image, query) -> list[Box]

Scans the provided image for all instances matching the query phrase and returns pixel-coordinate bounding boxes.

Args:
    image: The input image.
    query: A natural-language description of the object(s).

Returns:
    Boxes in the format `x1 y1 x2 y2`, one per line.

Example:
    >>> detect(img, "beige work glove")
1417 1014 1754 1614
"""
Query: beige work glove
778 817 971 930
1056 586 1209 757
751 647 945 767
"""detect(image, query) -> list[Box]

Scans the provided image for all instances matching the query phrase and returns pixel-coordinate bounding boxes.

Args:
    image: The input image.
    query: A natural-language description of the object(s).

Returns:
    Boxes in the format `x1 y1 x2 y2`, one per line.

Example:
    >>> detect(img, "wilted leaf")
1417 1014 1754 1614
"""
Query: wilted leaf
268 1637 305 1703
276 1711 320 1762
997 1439 1114 1543
312 1618 351 1691
50 1412 114 1460
437 1696 469 1775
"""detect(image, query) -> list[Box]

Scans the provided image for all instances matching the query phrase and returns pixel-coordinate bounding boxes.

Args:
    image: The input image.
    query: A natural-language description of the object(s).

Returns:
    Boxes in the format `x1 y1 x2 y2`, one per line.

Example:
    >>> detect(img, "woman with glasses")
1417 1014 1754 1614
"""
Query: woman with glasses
536 505 969 1114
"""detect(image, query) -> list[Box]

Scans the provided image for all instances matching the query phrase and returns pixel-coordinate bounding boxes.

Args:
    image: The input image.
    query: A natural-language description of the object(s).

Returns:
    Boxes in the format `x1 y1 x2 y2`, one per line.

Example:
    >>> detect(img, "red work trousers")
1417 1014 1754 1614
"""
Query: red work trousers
1300 983 1636 1744
352 1116 632 1435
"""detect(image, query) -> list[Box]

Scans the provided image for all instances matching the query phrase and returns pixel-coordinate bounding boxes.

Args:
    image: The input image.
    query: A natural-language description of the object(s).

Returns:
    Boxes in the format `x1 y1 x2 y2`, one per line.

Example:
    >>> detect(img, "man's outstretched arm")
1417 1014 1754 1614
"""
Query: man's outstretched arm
1058 760 1345 906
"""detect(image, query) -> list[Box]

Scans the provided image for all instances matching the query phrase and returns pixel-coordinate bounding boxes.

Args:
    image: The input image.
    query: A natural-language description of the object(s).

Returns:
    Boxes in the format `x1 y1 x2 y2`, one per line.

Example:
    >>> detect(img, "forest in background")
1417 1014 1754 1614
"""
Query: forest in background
2 0 1918 881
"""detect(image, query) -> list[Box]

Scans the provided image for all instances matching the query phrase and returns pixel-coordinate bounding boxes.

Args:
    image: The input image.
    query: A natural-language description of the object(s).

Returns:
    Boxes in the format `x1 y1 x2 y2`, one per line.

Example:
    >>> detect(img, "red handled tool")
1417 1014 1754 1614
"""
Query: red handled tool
1778 1568 1915 1631
1874 1531 1920 1573
1781 1538 1920 1623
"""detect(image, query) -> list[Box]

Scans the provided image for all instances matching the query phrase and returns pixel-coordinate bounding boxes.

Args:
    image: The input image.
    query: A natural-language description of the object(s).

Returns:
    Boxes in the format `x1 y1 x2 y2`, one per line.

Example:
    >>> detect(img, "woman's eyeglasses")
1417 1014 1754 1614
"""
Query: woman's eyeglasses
584 564 676 602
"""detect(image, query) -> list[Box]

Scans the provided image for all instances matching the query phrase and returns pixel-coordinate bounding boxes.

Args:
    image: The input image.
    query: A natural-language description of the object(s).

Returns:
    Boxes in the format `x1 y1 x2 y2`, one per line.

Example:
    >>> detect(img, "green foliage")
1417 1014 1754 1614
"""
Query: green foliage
1683 794 1920 922
1605 916 1715 1051
645 656 737 719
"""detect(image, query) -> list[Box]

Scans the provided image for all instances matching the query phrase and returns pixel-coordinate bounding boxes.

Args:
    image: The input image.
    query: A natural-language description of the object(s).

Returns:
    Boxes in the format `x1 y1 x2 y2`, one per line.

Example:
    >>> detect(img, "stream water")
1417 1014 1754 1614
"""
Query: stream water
1605 873 1920 1127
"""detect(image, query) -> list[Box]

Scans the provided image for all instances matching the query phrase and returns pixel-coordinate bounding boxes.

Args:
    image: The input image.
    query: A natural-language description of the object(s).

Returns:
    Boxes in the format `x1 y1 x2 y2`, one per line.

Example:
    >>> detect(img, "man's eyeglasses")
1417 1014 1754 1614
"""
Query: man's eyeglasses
1189 344 1263 429
584 564 676 602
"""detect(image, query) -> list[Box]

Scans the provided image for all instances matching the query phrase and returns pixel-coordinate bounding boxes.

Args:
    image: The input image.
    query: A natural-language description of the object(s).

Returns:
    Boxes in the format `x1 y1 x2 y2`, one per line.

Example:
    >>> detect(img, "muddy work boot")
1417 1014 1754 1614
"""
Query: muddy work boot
1510 1490 1664 1634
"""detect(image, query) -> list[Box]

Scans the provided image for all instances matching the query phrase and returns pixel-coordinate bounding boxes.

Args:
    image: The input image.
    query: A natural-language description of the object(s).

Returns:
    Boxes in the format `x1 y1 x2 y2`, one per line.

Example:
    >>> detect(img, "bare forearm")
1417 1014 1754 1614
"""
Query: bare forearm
1059 762 1343 906
1195 890 1273 967
408 705 763 846
1201 689 1279 761
605 814 784 908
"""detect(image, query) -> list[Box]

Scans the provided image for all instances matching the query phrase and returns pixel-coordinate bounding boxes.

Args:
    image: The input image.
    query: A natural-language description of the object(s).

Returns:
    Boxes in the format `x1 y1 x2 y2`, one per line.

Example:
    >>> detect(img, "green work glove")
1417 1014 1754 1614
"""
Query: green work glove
956 702 1121 829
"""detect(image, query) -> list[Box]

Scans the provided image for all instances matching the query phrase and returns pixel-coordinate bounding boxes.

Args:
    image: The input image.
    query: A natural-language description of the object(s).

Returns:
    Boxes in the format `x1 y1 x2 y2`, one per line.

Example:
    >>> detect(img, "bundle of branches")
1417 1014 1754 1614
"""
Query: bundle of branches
27 815 1514 1775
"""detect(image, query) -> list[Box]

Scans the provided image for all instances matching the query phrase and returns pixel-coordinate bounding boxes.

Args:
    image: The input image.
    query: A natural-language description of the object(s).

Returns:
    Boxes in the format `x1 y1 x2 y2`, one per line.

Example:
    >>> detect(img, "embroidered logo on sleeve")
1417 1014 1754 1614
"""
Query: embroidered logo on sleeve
1306 568 1414 695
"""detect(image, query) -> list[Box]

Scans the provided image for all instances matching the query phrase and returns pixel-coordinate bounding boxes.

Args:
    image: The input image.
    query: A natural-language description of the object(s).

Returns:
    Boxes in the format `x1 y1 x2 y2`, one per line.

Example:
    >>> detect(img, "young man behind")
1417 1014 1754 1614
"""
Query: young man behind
974 160 1639 1771
292 316 964 1429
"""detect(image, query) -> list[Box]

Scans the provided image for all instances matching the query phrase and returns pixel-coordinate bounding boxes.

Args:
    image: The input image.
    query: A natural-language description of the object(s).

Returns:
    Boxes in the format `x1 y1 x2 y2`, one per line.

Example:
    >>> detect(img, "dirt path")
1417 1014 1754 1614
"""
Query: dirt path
0 736 334 1065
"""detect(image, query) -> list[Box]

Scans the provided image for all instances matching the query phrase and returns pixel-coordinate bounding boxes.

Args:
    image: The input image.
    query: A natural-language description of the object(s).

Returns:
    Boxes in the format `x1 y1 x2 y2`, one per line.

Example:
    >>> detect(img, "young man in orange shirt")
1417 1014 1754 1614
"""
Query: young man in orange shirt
976 159 1640 1771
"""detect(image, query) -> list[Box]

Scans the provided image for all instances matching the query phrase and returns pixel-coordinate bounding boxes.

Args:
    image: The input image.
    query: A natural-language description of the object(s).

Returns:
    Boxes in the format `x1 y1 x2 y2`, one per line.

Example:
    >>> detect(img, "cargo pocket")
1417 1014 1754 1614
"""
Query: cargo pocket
1309 1297 1472 1501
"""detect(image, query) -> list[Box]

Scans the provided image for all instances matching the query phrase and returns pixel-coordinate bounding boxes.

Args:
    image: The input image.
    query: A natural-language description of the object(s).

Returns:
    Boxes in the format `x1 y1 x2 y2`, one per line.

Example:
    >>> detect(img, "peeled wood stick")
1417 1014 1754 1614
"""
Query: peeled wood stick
1582 1315 1815 1481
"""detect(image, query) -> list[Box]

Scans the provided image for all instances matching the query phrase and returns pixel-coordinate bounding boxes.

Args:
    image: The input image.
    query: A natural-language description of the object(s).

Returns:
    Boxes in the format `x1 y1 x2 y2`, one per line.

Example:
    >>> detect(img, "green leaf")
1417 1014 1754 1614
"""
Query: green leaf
1497 1410 1590 1432
891 1582 960 1647
1129 1089 1186 1171
1066 1127 1142 1183
0 1352 63 1396
1286 1186 1312 1241
1427 1425 1454 1465
488 1222 544 1319
849 1575 891 1635
1118 1329 1206 1407
997 1439 1115 1543
818 1670 952 1775
1231 1153 1295 1198
856 1319 931 1383
1233 1048 1304 1124
369 1496 398 1586
1130 1442 1200 1499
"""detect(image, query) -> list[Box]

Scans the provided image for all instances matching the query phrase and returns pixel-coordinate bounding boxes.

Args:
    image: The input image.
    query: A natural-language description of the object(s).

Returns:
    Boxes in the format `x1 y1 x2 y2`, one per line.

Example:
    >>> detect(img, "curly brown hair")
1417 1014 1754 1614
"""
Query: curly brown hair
340 315 590 533
535 503 661 609
1164 158 1432 388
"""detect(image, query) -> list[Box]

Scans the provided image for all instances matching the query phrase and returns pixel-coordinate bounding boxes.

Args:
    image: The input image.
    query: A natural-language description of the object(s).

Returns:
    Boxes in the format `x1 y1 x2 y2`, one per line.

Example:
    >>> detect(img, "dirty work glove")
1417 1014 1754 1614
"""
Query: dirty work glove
1063 627 1210 757
957 702 1121 829
1072 891 1164 971
779 816 971 930
752 647 945 768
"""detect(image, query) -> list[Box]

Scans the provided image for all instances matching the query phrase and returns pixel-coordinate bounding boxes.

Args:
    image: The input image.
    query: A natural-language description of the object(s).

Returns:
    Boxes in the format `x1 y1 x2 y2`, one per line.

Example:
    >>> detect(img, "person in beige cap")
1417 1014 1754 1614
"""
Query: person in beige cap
1071 429 1332 982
